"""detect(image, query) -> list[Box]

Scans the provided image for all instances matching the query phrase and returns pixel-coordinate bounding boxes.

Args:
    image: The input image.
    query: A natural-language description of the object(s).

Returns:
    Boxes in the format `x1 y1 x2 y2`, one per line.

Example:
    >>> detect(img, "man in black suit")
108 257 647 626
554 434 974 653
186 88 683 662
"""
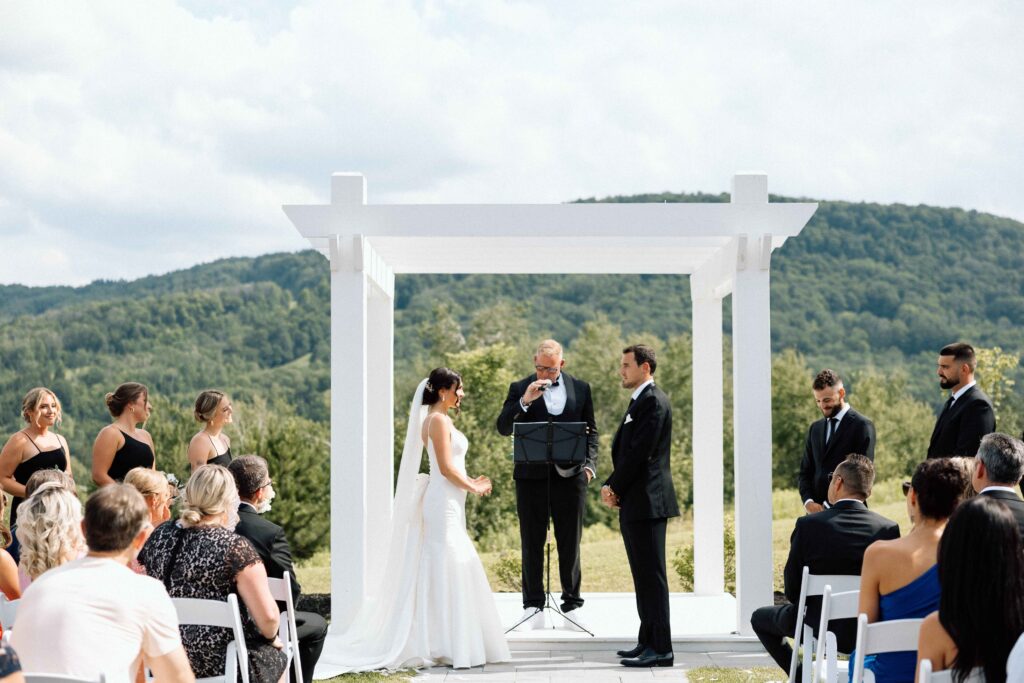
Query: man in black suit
496 339 598 630
752 455 900 678
798 369 876 513
927 342 995 458
972 432 1024 537
228 455 328 683
601 344 678 668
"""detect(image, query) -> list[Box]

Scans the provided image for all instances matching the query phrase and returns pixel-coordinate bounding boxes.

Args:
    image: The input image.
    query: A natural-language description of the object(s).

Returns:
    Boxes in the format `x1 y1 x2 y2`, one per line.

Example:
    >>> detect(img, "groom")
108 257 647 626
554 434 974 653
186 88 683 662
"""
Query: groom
496 339 598 630
602 344 678 667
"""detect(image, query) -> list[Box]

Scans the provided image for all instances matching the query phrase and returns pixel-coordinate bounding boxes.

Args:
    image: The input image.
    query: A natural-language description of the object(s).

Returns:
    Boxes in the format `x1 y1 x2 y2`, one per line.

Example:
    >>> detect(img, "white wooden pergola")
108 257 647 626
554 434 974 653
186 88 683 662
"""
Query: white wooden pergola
284 172 817 639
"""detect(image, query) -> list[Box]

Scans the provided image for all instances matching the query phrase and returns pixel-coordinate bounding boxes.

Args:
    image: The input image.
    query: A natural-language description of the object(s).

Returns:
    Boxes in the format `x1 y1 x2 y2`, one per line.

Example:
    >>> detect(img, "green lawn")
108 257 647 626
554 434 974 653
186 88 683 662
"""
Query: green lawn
296 478 911 595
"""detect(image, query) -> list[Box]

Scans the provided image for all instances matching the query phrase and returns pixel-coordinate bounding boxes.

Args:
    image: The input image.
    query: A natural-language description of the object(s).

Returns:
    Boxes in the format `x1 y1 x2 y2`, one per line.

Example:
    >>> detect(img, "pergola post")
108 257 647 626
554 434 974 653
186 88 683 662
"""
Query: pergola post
690 287 725 595
730 173 774 635
326 173 397 629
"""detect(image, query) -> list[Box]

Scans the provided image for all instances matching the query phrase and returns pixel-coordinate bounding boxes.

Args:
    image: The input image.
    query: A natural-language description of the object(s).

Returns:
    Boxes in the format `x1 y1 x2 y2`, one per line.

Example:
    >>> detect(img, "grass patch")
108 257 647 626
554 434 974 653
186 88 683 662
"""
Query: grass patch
687 666 785 682
318 673 412 682
295 480 912 595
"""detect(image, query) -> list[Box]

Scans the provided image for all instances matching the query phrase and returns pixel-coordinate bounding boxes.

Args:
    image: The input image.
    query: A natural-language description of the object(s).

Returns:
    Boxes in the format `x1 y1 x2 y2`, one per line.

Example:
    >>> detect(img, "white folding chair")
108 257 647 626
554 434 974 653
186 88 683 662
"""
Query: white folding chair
917 659 983 683
267 571 303 683
0 594 18 644
173 594 250 683
789 567 862 683
813 587 860 683
24 675 106 683
850 613 924 683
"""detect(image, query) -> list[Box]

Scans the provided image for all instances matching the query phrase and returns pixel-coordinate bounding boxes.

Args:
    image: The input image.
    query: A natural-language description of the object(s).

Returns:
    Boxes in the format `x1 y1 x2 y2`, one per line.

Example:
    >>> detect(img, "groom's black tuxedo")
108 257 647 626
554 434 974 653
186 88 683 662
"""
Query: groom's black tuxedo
798 408 876 505
606 382 678 654
496 371 598 612
926 384 995 458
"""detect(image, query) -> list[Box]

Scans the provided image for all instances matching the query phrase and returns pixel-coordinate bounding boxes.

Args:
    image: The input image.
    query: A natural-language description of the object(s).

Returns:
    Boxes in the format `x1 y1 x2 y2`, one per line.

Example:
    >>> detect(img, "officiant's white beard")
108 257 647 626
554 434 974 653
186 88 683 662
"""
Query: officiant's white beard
257 484 276 514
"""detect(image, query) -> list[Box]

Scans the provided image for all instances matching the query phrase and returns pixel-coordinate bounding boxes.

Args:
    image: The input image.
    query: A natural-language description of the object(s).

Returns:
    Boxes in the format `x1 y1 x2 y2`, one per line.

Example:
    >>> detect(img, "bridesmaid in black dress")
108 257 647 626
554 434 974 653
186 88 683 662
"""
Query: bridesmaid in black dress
0 387 75 562
187 390 234 472
91 382 156 486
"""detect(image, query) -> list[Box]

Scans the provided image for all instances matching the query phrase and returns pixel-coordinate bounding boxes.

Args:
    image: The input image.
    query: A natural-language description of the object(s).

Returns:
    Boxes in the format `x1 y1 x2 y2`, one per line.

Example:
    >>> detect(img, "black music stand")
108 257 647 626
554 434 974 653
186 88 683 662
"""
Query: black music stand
506 420 594 636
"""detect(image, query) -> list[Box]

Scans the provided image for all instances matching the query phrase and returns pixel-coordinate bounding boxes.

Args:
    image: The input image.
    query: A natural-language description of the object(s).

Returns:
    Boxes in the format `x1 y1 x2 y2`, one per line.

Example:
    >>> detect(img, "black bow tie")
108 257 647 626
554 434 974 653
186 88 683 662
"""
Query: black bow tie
550 379 560 387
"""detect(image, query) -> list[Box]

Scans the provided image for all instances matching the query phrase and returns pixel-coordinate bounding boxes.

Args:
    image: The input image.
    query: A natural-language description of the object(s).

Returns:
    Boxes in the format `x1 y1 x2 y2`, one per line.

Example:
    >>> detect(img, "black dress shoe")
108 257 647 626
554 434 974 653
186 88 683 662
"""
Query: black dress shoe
620 648 674 668
616 643 644 658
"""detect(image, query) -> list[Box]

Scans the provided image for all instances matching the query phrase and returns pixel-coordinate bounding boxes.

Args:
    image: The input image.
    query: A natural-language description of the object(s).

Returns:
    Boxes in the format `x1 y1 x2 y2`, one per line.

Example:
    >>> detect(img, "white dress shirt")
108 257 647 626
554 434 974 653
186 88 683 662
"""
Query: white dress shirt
630 379 655 402
950 379 976 404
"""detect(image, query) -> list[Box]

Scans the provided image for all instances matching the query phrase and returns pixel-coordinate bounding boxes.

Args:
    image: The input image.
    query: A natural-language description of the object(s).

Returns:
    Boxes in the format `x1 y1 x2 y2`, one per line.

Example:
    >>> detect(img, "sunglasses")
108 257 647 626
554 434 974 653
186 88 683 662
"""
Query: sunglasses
902 481 912 496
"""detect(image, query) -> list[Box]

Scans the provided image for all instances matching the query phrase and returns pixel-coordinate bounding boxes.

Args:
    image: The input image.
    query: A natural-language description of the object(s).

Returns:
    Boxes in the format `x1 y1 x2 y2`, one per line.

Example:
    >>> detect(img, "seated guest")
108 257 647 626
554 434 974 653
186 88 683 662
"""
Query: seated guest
11 485 193 683
916 496 1024 681
856 457 971 683
971 432 1024 537
139 464 288 682
751 454 900 678
0 496 19 600
125 467 174 526
24 467 76 496
229 455 328 683
0 642 22 683
15 482 85 585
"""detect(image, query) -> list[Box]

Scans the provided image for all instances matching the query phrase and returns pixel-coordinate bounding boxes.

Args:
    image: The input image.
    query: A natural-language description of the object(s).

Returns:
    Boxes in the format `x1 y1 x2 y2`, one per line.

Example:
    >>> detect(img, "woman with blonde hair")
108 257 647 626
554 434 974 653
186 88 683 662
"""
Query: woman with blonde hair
15 482 85 585
0 495 19 600
187 389 234 471
92 382 156 486
0 387 74 562
124 467 173 527
139 464 287 682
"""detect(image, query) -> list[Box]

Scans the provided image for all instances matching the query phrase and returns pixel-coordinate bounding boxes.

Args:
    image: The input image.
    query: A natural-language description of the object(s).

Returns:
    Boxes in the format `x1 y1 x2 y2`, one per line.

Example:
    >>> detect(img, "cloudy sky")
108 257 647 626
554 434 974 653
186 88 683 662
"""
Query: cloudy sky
1 1 1020 286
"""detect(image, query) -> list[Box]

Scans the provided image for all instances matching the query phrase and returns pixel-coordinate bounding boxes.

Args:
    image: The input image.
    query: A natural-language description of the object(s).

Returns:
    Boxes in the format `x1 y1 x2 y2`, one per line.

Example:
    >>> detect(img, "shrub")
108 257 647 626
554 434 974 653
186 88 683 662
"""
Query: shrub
673 514 736 594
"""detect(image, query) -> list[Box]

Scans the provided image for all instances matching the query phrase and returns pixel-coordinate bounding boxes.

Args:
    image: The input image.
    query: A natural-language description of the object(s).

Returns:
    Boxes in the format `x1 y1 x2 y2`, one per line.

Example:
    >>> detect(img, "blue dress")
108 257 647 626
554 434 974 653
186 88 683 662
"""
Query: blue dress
852 564 940 683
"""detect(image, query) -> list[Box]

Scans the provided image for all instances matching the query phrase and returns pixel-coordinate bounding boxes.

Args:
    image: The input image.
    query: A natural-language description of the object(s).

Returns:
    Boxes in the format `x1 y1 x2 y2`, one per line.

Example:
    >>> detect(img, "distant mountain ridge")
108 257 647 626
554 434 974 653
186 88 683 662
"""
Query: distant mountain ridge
2 193 1021 446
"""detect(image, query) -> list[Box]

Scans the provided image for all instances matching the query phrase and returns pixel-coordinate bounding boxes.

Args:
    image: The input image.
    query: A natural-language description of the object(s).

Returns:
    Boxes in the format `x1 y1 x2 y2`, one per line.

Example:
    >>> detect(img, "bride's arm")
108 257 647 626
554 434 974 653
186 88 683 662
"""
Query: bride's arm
428 415 487 495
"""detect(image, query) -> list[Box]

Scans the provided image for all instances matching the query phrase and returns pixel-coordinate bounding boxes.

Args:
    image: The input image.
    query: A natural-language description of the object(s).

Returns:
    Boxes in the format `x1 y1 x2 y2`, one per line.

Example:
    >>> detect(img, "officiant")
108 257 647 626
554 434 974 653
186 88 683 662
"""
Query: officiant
496 339 598 630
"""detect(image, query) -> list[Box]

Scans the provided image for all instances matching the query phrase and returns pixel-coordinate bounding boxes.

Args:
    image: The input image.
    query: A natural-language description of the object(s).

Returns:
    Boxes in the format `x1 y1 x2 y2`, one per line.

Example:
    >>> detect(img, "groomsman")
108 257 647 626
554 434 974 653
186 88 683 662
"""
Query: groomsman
798 369 876 513
496 339 598 630
927 342 995 458
602 344 678 667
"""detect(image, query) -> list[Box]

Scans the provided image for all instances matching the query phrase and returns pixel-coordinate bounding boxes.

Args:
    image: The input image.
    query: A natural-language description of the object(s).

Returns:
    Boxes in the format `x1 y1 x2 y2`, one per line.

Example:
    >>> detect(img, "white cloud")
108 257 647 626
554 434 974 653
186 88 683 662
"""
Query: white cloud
0 0 1021 285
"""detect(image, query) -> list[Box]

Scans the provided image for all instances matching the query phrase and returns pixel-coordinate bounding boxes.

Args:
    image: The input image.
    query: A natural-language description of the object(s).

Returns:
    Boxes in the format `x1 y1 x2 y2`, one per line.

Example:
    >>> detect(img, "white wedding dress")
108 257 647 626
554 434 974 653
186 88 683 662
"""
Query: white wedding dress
314 381 510 678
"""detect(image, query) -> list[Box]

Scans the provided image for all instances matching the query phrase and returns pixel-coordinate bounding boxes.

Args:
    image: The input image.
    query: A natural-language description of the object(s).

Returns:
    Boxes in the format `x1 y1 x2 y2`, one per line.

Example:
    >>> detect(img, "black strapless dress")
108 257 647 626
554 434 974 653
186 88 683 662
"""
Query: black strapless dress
108 430 155 482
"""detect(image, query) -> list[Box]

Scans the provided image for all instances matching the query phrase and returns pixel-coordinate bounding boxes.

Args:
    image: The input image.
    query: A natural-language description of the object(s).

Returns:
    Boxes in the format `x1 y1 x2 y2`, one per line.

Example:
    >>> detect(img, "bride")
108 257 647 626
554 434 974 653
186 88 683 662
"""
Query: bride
314 368 511 677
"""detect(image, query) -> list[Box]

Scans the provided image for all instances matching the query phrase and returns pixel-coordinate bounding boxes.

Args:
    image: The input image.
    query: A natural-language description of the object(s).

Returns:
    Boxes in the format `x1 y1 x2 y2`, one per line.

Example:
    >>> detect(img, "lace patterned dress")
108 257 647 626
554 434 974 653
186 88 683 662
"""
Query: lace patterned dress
139 521 288 682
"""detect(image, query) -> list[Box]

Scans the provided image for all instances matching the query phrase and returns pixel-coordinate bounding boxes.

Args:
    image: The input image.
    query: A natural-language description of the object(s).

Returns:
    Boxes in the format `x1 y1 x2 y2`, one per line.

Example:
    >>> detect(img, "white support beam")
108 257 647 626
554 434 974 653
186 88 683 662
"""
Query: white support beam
328 235 370 630
691 288 725 598
365 282 395 582
730 173 774 635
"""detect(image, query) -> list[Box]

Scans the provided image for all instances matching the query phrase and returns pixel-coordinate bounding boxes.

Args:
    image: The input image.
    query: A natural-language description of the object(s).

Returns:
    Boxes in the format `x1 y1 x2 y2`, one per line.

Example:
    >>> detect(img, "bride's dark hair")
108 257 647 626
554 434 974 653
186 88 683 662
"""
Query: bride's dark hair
423 367 462 407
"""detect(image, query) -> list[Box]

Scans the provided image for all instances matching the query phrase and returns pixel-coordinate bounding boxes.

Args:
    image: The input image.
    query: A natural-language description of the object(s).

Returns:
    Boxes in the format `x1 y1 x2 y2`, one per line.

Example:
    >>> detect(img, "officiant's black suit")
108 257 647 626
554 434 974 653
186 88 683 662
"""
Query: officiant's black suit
798 408 876 505
606 382 678 654
496 371 598 611
926 384 995 458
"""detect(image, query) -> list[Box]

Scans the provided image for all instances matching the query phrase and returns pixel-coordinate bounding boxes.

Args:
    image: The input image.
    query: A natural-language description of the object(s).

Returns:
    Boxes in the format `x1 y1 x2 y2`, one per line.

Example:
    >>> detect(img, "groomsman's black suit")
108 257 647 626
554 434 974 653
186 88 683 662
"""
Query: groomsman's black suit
751 500 900 675
496 371 598 612
980 488 1024 539
926 384 995 458
605 382 679 655
235 503 327 683
798 408 875 505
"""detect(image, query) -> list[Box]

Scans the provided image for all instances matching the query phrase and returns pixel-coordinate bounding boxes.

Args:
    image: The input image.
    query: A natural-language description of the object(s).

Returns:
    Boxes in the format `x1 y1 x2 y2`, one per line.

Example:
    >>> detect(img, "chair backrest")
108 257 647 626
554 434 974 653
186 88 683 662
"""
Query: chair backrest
851 613 924 683
814 587 861 683
0 594 19 630
917 658 984 683
789 566 862 683
266 571 303 683
24 675 105 683
172 593 250 683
